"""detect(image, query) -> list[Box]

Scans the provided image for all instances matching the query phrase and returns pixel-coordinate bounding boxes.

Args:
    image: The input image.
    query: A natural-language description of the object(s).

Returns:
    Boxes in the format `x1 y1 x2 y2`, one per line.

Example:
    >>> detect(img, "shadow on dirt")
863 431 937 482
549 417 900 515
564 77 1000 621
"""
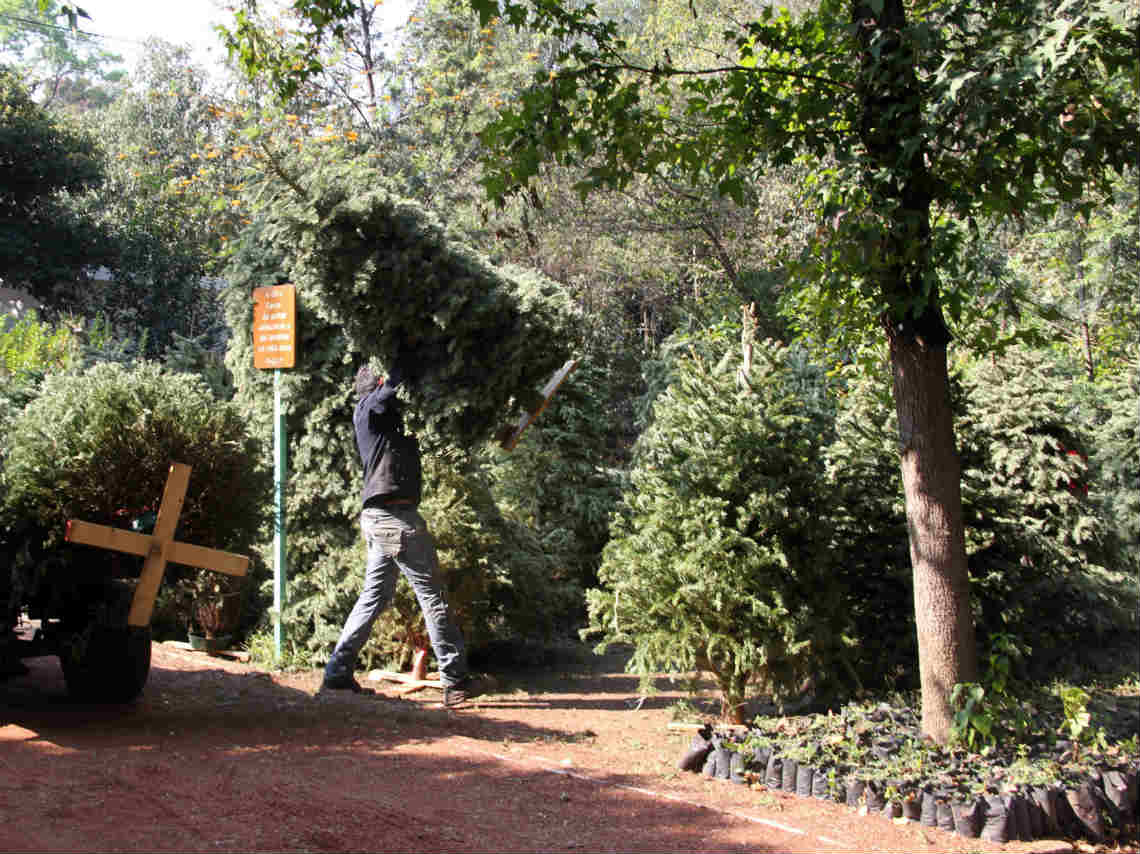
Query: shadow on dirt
1 650 597 751
482 642 720 715
0 650 792 853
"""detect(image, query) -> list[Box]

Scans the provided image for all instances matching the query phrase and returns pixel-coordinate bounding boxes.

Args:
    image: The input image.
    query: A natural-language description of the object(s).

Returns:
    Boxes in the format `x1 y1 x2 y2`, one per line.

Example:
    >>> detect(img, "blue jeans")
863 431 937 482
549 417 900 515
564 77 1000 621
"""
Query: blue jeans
324 506 467 687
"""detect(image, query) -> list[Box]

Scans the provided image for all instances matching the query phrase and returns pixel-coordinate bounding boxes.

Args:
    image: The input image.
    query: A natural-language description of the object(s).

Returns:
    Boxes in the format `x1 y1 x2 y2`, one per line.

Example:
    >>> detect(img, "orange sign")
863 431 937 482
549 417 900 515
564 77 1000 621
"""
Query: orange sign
253 284 296 369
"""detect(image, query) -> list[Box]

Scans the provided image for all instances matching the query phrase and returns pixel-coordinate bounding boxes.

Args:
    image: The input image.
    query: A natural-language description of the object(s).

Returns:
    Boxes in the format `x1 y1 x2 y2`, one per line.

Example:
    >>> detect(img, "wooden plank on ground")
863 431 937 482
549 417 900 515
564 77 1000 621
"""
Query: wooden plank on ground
367 669 442 689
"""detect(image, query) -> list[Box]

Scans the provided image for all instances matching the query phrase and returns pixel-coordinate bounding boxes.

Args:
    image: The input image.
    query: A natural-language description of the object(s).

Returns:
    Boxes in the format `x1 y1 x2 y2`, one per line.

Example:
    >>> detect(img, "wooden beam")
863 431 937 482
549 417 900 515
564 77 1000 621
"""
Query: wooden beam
65 520 152 557
128 463 191 627
65 462 251 630
666 722 750 732
167 541 249 576
367 669 442 690
500 359 579 451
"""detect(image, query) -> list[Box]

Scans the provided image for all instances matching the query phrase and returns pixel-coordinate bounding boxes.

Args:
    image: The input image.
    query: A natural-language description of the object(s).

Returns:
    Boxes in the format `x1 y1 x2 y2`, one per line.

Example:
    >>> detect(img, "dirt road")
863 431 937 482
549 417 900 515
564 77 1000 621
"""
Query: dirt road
1 643 1079 853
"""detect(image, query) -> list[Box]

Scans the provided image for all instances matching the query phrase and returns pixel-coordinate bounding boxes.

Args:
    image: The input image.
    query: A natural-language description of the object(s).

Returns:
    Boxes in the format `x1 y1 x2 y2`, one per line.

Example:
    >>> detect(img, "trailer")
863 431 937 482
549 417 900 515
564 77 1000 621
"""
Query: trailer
1 463 249 701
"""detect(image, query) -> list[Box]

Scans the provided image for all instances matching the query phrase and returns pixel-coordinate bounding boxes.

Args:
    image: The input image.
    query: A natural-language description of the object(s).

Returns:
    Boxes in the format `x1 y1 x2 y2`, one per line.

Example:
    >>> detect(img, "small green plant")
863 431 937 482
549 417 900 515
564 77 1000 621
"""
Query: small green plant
244 627 311 671
668 697 703 722
1058 685 1109 759
950 682 994 749
949 633 1036 749
1061 686 1093 742
0 310 75 375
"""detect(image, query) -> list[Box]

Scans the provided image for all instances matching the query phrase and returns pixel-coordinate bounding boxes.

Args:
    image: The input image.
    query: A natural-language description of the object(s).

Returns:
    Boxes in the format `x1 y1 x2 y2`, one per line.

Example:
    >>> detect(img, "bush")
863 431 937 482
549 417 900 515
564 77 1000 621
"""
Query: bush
957 347 1130 661
0 361 270 636
0 310 76 377
1090 346 1139 580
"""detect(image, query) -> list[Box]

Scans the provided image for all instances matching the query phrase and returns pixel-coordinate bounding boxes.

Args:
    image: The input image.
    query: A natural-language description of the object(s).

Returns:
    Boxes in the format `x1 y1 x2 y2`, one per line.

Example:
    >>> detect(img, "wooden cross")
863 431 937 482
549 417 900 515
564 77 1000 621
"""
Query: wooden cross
64 463 250 627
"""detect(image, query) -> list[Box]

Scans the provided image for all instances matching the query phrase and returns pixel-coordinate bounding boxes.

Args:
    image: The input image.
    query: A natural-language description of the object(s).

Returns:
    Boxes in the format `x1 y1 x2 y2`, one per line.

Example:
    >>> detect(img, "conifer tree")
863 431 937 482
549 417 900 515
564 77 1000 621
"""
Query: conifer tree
238 147 578 449
586 318 848 720
1091 347 1140 579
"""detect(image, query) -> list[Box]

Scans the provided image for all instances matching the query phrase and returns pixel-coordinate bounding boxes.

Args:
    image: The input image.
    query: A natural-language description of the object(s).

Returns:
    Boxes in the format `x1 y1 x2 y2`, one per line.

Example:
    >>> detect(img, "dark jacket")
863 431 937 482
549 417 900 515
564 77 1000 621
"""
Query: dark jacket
354 372 422 507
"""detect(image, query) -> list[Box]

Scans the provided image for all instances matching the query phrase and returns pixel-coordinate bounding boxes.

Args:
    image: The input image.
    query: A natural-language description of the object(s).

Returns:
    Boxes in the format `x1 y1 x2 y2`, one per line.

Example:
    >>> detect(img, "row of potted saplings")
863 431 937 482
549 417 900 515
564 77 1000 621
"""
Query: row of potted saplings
679 727 1139 845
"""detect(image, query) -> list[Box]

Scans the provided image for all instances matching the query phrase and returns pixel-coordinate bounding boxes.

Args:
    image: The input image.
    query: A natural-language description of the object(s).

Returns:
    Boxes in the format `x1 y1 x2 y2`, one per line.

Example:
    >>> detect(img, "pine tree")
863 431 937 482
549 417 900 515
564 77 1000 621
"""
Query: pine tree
1091 346 1139 579
238 149 578 449
585 318 848 720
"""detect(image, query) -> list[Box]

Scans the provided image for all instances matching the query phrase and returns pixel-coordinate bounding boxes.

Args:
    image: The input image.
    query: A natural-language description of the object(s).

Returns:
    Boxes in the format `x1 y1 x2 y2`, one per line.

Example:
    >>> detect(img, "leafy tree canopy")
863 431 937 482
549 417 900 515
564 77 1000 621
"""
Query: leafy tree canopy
0 65 111 302
5 0 125 110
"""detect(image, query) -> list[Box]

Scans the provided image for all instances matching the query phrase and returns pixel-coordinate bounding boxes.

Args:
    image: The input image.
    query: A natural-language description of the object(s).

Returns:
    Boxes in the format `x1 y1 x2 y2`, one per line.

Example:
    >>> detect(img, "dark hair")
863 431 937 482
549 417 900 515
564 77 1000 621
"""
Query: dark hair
355 365 378 400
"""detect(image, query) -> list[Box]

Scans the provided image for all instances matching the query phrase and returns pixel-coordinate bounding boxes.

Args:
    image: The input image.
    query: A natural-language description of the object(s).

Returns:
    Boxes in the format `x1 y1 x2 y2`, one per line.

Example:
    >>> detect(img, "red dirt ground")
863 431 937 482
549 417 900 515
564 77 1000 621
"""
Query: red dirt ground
0 643 1125 853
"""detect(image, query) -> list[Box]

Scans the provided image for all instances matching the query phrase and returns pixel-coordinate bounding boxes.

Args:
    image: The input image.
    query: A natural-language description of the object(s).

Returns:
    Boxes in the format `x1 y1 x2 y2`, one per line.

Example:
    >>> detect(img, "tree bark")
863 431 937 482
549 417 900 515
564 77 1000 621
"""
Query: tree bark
888 330 977 741
853 0 978 741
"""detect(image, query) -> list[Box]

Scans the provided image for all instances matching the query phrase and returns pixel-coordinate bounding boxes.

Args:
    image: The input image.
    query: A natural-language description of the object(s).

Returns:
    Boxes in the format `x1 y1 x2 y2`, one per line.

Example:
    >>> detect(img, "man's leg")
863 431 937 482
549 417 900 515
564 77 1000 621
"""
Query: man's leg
323 510 399 687
394 510 467 688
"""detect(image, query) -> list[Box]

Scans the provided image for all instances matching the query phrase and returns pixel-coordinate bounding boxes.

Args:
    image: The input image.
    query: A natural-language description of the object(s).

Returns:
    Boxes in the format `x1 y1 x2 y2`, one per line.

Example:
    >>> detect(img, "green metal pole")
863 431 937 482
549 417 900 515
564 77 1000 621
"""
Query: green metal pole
273 368 287 661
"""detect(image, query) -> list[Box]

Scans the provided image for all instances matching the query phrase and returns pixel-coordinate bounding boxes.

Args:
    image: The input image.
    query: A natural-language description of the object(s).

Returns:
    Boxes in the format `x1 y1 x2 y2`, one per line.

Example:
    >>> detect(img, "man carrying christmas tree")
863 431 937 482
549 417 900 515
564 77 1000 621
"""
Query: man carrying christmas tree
320 360 482 708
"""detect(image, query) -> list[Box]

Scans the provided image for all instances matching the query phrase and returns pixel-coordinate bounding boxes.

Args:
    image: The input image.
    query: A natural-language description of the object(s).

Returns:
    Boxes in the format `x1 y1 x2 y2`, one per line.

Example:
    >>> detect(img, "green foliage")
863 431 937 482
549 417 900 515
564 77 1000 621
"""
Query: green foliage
0 66 111 302
949 633 1033 750
163 332 234 401
949 682 994 750
0 309 75 376
586 322 850 718
956 347 1131 650
220 0 357 101
1013 175 1140 380
236 148 579 450
0 361 270 631
1089 347 1140 578
61 42 234 355
4 0 124 111
820 358 915 689
822 345 1135 684
1060 686 1093 744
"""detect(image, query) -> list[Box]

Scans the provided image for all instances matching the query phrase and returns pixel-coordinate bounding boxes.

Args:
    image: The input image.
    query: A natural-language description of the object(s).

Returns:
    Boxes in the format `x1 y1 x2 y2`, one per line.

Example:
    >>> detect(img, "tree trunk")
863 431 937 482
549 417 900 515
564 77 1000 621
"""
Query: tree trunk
853 0 979 741
888 330 978 742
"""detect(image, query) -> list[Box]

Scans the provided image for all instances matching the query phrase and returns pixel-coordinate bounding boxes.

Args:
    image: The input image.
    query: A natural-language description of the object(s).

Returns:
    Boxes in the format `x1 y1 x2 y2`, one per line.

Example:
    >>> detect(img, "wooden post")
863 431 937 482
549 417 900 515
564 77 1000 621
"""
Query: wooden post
410 647 429 682
64 463 250 628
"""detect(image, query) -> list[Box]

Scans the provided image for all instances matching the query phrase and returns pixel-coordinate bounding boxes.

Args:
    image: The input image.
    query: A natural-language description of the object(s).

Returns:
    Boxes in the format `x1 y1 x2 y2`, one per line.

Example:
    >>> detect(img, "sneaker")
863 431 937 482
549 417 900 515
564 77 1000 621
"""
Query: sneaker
319 673 374 695
443 675 485 709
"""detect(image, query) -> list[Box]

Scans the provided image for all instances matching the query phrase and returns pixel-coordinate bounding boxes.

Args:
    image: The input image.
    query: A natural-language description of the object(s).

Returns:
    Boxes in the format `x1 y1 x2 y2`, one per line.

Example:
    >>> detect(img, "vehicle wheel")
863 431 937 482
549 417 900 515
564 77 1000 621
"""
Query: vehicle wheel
60 624 152 702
